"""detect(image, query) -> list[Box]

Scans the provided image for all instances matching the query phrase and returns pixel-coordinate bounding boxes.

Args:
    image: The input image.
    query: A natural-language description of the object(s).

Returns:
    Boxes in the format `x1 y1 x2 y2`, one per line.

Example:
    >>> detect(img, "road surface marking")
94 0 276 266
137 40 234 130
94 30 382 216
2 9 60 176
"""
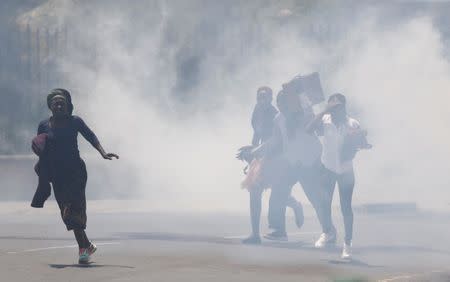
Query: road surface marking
379 270 446 282
7 242 120 254
224 231 319 239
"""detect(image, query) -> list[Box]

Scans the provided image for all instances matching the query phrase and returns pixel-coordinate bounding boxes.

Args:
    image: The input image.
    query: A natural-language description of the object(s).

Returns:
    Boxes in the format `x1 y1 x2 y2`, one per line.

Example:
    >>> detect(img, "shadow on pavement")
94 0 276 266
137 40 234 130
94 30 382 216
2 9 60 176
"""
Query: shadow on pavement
326 258 384 269
49 263 134 269
113 231 320 249
356 245 450 256
113 232 348 254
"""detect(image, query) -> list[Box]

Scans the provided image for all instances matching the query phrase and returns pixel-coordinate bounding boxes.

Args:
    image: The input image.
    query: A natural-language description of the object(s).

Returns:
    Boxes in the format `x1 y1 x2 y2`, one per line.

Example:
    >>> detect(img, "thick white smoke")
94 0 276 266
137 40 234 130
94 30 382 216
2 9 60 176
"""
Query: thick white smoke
330 16 450 210
19 1 450 212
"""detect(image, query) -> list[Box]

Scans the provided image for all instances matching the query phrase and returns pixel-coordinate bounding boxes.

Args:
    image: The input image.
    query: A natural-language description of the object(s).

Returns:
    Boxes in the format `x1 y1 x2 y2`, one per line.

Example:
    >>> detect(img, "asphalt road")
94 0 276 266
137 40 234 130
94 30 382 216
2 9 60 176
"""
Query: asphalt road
1 201 450 282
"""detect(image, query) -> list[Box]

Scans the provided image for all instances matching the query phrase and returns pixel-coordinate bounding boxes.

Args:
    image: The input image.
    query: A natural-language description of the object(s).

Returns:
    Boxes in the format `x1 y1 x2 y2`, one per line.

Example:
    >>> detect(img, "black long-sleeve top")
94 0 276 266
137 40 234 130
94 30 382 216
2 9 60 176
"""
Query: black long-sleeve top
37 116 99 165
251 104 278 146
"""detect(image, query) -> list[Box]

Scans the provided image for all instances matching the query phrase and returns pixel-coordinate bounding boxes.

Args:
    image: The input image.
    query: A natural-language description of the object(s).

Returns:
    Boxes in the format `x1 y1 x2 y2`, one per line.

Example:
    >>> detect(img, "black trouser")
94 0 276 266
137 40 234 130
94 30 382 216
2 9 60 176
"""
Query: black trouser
51 159 90 249
320 166 355 245
268 162 326 234
248 187 264 237
52 160 88 231
74 229 90 248
268 195 301 229
248 187 300 237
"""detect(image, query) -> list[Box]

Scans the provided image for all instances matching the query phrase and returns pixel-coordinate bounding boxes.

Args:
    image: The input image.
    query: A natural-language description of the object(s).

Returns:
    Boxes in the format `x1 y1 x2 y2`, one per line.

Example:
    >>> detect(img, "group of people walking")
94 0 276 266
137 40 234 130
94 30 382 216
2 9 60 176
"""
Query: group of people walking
238 86 371 259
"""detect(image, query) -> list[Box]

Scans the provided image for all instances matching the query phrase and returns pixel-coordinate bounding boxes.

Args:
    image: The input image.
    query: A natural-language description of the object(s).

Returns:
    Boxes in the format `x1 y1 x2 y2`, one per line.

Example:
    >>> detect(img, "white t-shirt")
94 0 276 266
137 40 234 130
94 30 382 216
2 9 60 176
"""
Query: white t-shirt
274 113 322 167
320 114 360 174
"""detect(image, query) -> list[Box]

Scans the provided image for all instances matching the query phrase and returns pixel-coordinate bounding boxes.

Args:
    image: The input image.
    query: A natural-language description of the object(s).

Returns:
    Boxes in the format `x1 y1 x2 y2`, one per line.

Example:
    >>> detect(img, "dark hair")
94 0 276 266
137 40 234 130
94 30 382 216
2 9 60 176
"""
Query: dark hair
257 86 273 98
328 93 346 105
47 88 74 114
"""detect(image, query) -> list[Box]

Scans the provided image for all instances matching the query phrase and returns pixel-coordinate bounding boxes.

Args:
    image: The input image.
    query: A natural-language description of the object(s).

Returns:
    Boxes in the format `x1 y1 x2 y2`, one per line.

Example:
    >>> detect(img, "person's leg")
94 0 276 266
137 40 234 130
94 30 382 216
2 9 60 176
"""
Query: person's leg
249 188 264 237
297 163 327 232
266 157 288 230
267 182 281 232
319 166 337 234
314 165 338 248
70 162 97 262
267 188 277 229
243 187 264 244
265 175 294 240
74 229 90 248
76 228 97 263
264 160 297 240
286 194 304 228
337 171 355 245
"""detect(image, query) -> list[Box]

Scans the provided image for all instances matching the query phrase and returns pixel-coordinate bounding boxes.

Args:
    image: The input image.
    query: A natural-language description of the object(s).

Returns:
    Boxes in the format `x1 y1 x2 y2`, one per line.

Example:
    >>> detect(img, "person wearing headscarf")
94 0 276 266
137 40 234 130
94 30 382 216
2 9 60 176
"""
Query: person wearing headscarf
32 88 119 264
251 86 278 146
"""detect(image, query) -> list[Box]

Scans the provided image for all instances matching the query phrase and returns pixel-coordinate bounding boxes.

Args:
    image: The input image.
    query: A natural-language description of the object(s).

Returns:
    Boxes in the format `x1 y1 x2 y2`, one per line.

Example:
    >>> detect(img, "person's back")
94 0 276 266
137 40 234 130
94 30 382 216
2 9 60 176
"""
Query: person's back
273 112 322 167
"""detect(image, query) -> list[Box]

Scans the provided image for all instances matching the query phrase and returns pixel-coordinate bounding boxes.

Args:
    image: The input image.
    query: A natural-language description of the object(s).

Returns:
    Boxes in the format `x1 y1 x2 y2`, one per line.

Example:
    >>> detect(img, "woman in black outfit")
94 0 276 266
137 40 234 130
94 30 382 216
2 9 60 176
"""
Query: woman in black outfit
32 88 118 264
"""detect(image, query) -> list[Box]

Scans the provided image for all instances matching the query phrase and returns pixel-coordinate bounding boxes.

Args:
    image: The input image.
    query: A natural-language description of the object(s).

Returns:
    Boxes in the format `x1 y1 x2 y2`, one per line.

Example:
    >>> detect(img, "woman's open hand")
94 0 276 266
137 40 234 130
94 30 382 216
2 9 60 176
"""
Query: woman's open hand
102 153 119 160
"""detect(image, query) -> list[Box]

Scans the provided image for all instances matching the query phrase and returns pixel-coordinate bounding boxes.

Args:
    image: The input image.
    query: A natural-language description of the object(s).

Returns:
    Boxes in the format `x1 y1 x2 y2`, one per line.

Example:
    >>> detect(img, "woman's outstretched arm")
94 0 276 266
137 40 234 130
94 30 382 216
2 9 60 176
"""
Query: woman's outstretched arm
75 116 119 160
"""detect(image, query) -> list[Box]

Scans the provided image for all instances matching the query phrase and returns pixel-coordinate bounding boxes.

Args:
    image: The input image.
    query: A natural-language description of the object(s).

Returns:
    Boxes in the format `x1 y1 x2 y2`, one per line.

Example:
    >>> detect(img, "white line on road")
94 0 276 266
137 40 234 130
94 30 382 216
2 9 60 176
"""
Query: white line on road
378 274 419 282
7 242 120 254
224 231 319 239
378 270 446 282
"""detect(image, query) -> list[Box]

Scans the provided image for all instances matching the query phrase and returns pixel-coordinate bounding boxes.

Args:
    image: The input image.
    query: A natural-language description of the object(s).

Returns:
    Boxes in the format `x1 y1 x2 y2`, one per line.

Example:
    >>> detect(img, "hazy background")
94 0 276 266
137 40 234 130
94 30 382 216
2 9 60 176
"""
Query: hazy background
1 0 449 212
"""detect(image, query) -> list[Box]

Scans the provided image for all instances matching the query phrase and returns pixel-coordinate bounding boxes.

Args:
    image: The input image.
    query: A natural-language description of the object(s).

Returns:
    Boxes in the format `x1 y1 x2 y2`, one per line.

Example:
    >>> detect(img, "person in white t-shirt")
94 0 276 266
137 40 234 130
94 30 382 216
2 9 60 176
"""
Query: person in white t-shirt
307 93 371 259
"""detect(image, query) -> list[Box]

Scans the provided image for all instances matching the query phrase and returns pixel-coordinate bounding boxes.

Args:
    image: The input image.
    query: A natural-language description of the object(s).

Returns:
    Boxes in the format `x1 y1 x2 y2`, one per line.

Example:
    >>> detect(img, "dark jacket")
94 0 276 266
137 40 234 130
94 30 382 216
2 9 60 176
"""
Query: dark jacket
31 134 51 208
251 103 278 146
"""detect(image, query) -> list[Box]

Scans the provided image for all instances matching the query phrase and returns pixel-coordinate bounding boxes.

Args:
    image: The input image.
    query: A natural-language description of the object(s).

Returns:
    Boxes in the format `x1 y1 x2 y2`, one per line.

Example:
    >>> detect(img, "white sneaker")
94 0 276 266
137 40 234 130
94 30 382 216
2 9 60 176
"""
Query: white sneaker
341 243 352 259
314 231 336 248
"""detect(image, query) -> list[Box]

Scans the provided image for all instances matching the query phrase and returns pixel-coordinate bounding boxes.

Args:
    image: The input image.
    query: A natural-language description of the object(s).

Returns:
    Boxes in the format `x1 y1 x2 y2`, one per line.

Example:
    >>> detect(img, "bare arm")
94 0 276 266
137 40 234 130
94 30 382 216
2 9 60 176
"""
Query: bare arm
76 117 119 160
93 143 119 160
251 132 261 146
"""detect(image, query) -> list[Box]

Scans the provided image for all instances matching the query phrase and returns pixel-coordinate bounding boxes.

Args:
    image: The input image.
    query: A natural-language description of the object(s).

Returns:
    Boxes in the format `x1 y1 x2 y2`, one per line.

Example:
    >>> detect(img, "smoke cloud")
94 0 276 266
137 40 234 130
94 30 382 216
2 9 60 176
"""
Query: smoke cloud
16 0 450 212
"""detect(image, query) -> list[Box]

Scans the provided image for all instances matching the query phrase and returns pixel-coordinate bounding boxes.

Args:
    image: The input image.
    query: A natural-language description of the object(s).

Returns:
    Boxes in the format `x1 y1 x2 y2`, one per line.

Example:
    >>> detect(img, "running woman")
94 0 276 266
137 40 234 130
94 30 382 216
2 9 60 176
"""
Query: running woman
32 88 119 264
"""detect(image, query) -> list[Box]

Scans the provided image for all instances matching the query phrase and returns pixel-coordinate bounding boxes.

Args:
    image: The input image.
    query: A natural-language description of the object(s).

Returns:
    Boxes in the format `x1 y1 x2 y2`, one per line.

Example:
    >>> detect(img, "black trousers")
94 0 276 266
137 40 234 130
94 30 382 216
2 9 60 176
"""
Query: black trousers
51 159 88 231
268 161 326 234
320 166 355 244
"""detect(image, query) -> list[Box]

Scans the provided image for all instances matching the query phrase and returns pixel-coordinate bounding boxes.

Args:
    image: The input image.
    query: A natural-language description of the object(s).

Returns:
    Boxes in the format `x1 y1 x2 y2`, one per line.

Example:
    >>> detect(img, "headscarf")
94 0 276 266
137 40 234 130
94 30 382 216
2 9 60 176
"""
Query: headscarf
47 88 74 115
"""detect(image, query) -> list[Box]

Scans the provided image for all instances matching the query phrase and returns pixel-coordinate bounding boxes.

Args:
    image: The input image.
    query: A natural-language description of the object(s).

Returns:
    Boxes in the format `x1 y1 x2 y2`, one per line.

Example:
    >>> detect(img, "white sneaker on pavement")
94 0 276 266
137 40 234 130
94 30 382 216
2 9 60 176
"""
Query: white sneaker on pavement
341 242 352 259
314 230 336 248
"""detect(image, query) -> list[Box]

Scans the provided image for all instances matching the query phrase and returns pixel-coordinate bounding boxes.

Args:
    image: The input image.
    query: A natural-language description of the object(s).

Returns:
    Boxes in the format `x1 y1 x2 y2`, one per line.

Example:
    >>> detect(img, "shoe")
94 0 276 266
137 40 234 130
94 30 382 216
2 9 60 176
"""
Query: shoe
264 230 288 241
242 235 261 245
87 243 97 256
341 242 352 259
78 243 97 264
314 230 337 248
292 201 304 229
78 248 90 264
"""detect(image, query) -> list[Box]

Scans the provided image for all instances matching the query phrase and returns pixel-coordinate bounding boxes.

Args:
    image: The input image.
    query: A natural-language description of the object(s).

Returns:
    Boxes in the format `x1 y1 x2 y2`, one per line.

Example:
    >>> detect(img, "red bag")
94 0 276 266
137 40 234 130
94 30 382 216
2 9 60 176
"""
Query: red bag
32 134 48 156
